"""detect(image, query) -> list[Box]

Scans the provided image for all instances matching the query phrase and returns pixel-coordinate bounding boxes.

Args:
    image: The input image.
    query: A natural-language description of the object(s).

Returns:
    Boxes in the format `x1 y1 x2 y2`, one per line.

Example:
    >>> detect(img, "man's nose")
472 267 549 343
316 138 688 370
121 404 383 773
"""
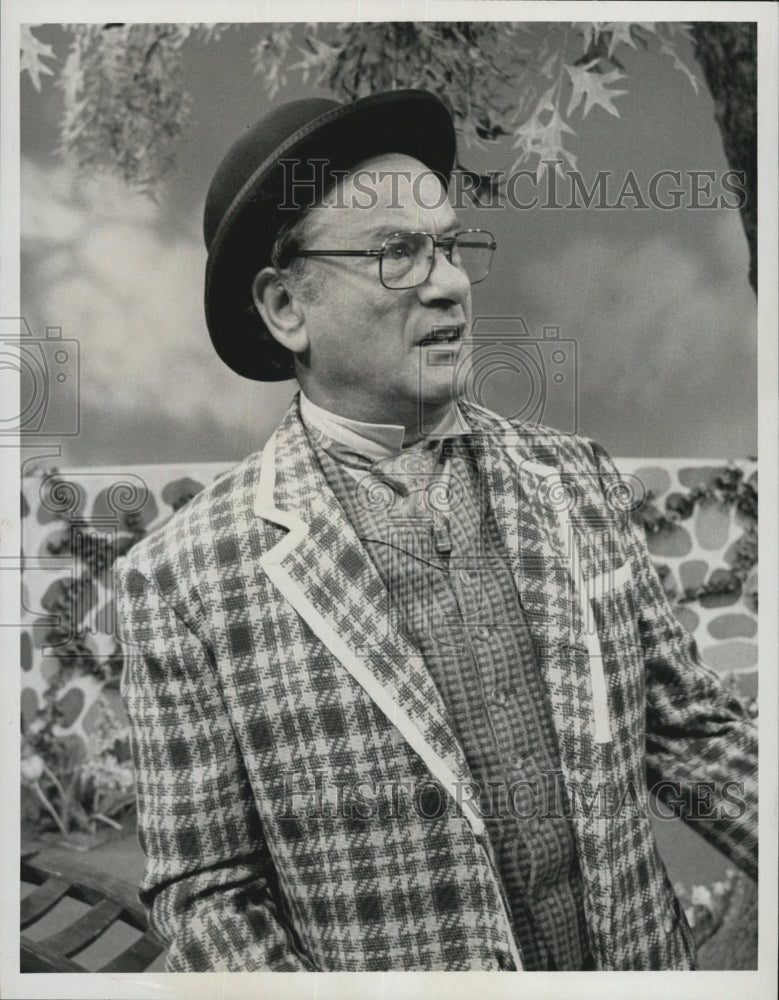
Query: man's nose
417 246 471 305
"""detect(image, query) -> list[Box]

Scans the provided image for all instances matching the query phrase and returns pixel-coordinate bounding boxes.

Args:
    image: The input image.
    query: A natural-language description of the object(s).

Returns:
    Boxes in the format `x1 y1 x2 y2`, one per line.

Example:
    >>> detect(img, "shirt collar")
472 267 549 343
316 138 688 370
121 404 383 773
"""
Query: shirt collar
299 390 470 466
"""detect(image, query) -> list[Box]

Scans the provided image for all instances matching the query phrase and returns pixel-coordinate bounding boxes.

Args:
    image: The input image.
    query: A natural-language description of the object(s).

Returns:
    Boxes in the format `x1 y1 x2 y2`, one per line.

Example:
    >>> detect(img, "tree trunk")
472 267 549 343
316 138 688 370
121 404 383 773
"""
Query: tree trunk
691 23 757 293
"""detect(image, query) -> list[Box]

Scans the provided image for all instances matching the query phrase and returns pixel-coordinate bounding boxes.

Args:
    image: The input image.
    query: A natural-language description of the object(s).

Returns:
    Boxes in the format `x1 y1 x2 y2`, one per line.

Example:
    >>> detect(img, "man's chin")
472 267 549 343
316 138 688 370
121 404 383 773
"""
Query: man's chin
415 379 461 409
404 376 461 439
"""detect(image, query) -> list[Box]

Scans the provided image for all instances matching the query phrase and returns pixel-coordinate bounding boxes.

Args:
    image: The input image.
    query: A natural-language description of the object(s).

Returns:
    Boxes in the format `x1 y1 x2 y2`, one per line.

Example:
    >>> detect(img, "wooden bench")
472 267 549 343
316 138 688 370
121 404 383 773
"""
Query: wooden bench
21 853 165 973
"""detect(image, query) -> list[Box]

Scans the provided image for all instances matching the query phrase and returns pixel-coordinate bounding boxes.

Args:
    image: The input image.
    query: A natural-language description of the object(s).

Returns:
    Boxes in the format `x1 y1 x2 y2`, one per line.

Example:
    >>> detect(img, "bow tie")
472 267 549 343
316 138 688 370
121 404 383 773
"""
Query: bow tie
313 428 450 496
316 434 456 554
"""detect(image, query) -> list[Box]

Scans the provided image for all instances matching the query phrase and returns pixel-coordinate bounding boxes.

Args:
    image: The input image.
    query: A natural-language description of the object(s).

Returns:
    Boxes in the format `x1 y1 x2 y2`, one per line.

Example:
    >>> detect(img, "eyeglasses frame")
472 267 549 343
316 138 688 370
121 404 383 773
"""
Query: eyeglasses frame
284 228 498 290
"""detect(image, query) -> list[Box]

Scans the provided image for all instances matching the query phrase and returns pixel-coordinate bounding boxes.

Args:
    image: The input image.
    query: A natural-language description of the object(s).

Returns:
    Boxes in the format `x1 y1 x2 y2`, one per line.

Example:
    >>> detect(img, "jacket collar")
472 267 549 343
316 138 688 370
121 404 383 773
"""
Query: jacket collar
255 395 485 835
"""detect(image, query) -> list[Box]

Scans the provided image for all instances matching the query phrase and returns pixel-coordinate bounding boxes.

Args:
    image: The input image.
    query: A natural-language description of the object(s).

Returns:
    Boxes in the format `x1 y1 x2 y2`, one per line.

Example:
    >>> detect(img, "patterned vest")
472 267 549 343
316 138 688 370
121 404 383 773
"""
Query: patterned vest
314 436 594 970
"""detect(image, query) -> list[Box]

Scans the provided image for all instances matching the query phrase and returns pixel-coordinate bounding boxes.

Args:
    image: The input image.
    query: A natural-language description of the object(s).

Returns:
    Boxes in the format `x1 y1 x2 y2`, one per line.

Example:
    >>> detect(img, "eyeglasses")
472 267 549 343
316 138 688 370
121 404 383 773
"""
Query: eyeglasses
287 229 497 290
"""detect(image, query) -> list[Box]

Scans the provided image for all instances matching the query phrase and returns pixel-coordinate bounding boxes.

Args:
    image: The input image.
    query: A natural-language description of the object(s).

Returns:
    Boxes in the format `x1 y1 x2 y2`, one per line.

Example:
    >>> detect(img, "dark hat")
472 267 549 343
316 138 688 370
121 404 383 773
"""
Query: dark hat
203 90 457 381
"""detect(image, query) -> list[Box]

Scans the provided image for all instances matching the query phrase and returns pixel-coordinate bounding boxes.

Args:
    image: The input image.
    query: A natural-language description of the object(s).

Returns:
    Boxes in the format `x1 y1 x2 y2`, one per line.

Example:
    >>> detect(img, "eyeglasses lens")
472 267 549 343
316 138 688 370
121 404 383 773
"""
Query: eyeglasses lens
380 232 494 289
380 233 432 289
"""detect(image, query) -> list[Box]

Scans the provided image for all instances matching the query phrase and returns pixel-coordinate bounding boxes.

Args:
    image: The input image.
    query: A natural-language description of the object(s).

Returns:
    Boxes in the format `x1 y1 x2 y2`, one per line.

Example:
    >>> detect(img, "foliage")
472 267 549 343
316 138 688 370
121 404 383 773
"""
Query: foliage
637 464 757 608
45 23 228 194
20 25 56 91
56 24 189 194
22 21 699 194
676 871 734 943
686 868 758 968
22 701 136 839
21 467 152 840
256 22 533 154
35 472 144 687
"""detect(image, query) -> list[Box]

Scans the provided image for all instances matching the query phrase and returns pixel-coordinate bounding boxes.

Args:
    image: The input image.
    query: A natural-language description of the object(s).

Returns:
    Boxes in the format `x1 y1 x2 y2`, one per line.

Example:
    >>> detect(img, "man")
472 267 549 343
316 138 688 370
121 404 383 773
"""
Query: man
116 90 757 972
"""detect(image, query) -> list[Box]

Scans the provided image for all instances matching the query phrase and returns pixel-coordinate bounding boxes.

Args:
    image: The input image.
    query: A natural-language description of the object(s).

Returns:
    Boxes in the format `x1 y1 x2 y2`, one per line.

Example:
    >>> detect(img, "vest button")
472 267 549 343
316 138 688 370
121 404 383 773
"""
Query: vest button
496 951 516 971
526 816 541 835
491 685 511 707
473 625 490 642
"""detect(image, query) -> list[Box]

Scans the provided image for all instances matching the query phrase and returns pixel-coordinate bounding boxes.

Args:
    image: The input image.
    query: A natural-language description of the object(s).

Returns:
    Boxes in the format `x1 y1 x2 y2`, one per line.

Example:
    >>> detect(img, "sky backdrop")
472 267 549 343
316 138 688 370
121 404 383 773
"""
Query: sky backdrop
19 21 757 467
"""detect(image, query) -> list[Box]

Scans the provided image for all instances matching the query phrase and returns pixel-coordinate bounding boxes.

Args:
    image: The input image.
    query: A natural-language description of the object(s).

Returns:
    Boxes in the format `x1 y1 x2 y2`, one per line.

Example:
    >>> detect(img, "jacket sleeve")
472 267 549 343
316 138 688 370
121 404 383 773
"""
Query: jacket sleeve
116 558 314 971
590 441 758 882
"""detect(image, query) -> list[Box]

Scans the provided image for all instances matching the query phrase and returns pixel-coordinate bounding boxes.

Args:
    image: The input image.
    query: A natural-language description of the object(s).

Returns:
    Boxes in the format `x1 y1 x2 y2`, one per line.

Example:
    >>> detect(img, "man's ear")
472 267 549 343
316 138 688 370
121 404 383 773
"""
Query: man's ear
252 267 310 355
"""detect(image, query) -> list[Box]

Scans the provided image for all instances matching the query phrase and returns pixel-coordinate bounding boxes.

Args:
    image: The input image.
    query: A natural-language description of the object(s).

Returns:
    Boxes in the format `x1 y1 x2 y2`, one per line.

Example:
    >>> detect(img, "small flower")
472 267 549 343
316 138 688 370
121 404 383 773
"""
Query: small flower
21 753 45 783
690 885 713 909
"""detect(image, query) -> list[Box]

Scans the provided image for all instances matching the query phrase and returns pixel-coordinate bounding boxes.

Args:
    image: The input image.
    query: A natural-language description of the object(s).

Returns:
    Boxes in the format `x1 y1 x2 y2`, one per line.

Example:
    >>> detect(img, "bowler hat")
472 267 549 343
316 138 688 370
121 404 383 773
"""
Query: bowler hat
203 90 457 381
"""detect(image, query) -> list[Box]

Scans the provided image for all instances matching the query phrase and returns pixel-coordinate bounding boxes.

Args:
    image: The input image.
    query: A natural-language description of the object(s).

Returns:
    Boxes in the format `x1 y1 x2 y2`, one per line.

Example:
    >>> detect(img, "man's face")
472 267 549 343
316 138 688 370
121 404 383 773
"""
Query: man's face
289 153 473 430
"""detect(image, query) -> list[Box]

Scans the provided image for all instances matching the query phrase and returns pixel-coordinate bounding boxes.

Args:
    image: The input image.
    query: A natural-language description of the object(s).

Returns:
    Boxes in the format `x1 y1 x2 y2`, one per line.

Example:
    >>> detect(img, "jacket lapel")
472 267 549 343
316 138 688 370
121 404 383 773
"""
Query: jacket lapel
255 399 485 836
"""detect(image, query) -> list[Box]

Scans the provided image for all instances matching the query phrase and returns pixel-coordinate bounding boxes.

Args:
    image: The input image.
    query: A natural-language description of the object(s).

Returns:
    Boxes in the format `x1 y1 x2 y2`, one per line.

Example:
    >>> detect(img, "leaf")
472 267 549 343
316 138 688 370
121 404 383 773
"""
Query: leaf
602 22 639 58
565 61 628 118
286 34 342 83
91 811 123 830
252 25 295 98
512 93 578 173
32 782 68 835
574 22 598 54
539 52 559 80
20 25 56 92
658 38 701 94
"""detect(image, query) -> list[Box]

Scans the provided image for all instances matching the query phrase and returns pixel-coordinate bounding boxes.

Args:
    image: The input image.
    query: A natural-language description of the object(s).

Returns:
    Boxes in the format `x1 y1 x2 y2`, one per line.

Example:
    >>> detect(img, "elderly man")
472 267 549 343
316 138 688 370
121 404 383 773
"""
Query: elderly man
117 90 757 972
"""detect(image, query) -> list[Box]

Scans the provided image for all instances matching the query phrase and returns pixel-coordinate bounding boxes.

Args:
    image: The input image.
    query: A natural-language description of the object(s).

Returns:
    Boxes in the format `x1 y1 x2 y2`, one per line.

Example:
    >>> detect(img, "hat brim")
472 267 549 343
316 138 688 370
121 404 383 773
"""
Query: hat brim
204 90 457 381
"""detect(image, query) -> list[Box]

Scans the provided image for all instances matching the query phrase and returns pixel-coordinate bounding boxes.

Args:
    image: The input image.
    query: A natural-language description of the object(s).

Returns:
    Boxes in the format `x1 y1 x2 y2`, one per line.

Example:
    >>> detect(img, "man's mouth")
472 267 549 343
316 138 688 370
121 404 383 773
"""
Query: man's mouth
418 325 464 346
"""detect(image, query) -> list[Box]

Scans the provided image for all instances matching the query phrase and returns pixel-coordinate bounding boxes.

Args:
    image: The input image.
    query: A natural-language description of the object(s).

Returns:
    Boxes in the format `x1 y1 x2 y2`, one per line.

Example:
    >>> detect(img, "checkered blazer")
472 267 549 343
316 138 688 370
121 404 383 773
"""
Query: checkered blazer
116 397 757 972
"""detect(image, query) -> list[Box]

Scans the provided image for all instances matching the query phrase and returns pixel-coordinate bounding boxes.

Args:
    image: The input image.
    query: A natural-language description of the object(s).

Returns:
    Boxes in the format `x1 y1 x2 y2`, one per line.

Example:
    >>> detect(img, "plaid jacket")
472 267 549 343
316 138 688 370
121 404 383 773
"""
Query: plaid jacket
116 397 757 972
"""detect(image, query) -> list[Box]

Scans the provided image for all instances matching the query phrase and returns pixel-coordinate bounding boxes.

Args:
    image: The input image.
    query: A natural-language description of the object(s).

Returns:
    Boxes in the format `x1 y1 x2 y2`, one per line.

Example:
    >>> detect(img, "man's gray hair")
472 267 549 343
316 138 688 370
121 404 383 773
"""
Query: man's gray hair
270 204 325 299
